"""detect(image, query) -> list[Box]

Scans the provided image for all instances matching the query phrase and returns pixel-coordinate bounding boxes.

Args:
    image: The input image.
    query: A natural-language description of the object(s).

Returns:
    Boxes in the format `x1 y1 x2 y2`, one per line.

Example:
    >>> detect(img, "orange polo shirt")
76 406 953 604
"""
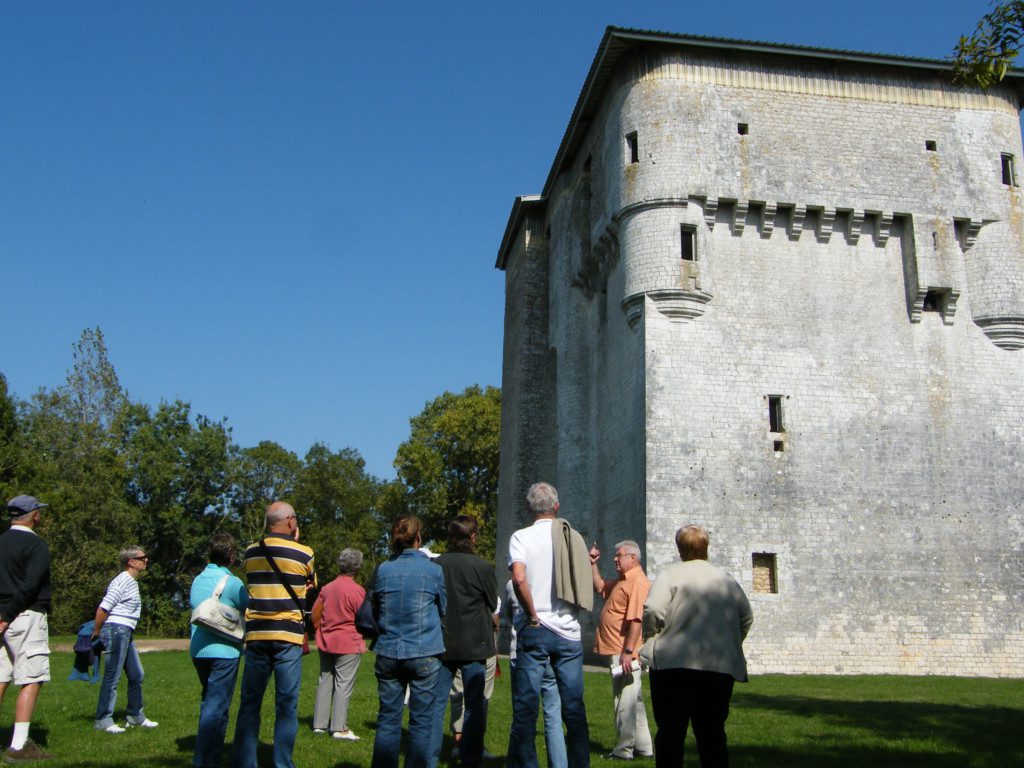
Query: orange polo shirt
593 565 650 656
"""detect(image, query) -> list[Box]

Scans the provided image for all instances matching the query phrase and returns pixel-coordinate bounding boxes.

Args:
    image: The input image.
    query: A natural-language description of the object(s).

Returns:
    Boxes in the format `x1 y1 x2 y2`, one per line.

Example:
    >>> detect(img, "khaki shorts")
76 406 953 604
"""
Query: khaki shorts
0 610 51 685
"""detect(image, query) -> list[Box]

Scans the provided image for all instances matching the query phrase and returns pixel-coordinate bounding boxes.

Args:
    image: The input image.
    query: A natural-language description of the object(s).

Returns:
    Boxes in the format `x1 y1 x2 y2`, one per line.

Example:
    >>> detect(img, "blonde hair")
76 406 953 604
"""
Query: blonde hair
675 525 709 561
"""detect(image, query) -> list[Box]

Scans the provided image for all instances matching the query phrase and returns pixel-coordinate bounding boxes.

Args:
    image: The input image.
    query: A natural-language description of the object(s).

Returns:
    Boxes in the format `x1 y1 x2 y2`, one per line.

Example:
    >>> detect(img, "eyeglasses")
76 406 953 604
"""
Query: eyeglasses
133 555 149 562
613 552 636 560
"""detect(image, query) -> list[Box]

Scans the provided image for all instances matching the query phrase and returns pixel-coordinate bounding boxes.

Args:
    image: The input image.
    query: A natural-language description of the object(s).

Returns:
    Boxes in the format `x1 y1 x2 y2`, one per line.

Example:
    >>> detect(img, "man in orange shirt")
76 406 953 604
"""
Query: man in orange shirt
589 540 653 761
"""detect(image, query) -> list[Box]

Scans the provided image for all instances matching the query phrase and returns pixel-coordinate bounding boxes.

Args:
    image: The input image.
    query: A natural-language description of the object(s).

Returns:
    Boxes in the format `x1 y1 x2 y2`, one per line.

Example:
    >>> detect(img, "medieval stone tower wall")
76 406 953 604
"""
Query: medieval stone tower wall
497 32 1024 676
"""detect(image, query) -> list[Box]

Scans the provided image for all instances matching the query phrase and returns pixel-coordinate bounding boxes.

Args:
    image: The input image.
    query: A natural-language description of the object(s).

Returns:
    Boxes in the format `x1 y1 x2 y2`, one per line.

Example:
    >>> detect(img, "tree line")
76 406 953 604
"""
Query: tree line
0 328 499 636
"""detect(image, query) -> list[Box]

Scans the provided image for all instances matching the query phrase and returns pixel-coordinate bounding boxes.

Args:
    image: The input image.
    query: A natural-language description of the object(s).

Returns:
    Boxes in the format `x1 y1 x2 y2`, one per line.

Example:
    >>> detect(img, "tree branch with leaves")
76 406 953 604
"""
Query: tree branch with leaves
953 1 1024 89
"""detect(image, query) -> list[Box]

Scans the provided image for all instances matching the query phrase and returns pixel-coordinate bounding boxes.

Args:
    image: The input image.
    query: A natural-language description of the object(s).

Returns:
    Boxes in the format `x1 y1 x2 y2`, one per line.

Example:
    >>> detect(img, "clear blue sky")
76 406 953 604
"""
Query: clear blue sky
0 1 995 478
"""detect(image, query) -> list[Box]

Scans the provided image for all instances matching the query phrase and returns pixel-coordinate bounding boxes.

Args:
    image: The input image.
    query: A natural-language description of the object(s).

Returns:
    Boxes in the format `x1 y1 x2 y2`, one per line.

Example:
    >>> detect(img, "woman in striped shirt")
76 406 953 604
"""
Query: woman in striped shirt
91 545 158 734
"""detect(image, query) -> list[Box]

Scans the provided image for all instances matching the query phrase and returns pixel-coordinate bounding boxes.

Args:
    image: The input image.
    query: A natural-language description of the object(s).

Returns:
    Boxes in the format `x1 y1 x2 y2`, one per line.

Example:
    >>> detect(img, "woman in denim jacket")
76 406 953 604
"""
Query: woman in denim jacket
371 516 446 768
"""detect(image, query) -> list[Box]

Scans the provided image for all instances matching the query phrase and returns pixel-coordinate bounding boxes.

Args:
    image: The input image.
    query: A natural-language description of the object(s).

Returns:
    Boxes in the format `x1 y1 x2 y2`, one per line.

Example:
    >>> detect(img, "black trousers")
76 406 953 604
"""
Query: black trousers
648 667 735 768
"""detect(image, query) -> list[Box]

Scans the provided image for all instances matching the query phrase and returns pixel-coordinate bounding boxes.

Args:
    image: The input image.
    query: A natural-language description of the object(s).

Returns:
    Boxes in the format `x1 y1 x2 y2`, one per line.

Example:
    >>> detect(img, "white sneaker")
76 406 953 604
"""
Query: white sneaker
333 730 360 741
313 729 327 735
101 724 126 734
126 718 159 729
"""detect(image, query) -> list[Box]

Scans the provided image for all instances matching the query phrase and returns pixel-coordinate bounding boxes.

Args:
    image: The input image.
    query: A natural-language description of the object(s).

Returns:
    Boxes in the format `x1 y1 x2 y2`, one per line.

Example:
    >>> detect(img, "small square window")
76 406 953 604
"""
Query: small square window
1002 153 1016 186
752 553 778 594
737 123 749 135
925 140 937 151
681 225 696 262
626 132 639 165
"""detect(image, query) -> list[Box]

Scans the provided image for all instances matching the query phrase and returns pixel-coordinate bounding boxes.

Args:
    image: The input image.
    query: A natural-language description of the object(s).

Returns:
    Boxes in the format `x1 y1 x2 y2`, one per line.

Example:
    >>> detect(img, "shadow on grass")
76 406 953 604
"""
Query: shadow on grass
729 694 1024 768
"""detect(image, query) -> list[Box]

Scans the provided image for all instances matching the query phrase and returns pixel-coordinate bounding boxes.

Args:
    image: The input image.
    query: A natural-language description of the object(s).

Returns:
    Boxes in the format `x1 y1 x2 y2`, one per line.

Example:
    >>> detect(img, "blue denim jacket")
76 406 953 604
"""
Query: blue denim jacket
372 549 446 659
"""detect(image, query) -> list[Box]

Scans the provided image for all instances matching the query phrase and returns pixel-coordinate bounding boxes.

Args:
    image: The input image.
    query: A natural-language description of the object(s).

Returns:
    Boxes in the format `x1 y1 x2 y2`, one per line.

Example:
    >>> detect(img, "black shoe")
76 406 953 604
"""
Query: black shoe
603 754 632 761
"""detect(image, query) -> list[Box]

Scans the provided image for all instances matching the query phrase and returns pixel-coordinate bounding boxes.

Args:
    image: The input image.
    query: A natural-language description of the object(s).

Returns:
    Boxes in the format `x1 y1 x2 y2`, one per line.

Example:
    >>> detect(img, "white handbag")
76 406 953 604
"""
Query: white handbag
190 574 245 642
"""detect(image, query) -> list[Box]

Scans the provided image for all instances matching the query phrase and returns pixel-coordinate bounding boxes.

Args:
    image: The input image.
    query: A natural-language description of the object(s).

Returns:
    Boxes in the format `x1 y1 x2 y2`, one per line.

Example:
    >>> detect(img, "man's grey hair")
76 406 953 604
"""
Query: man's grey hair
337 548 363 575
526 482 559 516
119 545 145 569
266 501 296 526
614 540 641 559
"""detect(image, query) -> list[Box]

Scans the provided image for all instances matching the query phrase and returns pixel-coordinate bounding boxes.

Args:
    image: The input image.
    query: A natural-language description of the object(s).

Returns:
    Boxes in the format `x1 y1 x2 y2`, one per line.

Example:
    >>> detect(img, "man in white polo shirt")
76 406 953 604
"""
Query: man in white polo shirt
506 482 590 768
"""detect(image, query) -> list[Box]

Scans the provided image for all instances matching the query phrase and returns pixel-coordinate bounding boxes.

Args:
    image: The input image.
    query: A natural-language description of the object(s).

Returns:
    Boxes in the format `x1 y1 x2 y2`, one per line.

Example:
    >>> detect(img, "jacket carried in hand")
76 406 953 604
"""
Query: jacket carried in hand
551 518 593 613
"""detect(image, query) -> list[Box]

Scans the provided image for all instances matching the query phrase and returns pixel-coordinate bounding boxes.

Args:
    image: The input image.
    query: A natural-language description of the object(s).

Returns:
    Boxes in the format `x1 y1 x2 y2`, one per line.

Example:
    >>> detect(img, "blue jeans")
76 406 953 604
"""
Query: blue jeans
372 655 441 768
507 626 589 768
510 658 567 768
429 660 486 768
193 657 240 767
94 623 145 728
230 641 303 768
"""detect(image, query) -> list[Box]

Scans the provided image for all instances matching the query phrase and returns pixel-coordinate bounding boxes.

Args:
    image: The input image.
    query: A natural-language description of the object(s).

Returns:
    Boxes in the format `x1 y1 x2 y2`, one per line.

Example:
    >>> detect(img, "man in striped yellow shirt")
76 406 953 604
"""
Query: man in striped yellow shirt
231 501 316 768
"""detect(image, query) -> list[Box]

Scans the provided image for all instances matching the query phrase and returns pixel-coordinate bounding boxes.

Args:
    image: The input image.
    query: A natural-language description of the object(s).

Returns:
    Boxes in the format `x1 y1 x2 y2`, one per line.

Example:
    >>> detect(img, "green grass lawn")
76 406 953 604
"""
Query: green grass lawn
2 649 1022 767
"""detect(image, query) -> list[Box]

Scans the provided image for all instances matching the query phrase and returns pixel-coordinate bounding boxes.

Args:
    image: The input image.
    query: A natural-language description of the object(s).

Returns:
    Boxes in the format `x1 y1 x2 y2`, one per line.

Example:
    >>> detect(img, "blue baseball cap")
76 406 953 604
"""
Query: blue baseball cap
7 495 48 516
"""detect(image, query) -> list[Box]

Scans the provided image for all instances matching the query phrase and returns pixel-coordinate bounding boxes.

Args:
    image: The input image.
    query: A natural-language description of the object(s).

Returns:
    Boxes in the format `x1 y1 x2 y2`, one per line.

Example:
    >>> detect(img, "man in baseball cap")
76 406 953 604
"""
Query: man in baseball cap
0 494 54 762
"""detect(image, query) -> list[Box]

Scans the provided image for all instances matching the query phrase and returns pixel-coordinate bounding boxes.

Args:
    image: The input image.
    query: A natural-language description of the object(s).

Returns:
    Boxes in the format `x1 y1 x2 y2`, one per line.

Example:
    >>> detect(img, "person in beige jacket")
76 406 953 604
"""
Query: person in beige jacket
640 526 752 768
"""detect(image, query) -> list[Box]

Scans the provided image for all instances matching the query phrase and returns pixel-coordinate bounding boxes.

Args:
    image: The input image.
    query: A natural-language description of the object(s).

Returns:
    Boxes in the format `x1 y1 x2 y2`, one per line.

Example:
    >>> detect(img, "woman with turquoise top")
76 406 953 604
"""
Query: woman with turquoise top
189 532 249 768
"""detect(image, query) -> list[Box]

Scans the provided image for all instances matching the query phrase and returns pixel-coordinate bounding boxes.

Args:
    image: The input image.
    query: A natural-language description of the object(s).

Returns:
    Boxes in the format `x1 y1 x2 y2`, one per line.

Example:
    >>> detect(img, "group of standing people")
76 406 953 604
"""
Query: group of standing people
0 485 755 768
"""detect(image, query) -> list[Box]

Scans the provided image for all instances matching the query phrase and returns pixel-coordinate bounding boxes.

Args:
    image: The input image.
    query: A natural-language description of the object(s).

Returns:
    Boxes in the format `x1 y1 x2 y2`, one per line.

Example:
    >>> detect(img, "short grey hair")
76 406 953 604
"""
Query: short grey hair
337 548 363 575
266 501 296 526
526 482 558 516
614 540 641 559
119 545 145 569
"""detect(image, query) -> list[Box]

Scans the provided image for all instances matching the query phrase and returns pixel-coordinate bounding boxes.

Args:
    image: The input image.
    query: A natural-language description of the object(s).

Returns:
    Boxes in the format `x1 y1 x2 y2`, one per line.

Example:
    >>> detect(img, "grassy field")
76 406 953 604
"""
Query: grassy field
2 648 1021 767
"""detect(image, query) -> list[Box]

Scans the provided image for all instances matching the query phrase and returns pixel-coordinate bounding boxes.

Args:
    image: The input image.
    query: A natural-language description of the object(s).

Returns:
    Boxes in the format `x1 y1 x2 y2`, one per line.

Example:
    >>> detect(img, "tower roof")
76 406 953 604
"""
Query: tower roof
496 26 1024 268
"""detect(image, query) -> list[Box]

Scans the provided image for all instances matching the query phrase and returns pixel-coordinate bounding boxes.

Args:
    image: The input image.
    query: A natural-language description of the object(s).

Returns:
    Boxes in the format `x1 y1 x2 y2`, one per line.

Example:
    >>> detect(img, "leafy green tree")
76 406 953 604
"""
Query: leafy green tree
294 443 386 585
119 400 235 633
230 440 302 545
953 2 1024 88
393 385 501 560
15 329 136 632
0 374 19 492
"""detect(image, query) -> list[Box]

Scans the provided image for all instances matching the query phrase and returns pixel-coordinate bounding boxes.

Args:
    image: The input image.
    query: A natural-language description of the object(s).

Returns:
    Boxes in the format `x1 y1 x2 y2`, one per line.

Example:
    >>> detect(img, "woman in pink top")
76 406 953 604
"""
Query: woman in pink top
311 548 367 740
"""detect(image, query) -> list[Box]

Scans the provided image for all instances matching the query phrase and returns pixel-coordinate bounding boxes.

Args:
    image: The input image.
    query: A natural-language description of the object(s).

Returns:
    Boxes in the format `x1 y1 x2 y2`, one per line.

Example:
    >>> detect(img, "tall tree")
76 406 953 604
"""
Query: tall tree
953 2 1024 88
0 374 19 491
16 329 136 632
119 400 235 631
393 385 501 560
294 443 386 585
230 440 302 544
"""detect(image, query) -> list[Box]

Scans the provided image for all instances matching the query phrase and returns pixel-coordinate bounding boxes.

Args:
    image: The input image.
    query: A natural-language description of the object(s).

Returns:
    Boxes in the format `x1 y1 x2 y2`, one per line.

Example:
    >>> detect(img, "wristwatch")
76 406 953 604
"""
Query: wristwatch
623 648 633 654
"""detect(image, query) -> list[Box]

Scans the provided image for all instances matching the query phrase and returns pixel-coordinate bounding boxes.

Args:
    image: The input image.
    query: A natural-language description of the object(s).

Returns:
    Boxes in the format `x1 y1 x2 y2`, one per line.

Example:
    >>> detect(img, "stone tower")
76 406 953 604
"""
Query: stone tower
495 27 1024 675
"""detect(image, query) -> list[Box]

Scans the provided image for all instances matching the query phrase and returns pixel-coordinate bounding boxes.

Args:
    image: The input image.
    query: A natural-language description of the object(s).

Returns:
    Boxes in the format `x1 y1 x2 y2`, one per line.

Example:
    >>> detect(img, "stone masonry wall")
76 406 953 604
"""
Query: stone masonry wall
503 44 1024 675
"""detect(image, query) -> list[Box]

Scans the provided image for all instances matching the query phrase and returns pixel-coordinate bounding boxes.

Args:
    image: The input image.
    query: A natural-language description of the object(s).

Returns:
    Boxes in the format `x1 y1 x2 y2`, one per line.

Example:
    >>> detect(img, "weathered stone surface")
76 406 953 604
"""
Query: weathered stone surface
496 30 1024 676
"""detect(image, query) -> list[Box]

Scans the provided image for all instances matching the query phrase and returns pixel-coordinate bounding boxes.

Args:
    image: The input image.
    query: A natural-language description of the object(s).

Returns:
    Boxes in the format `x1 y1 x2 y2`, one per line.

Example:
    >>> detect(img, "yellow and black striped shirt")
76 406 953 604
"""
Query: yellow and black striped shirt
242 535 316 645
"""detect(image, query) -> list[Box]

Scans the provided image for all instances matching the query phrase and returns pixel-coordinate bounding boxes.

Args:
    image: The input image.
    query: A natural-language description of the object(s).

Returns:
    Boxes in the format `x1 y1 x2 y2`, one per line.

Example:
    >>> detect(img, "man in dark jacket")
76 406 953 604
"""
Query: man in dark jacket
0 494 54 763
429 516 498 768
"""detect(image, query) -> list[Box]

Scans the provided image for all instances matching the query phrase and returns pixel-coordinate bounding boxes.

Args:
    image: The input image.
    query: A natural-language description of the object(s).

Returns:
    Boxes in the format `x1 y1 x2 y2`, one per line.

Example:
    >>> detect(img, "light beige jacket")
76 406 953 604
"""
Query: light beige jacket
640 559 753 681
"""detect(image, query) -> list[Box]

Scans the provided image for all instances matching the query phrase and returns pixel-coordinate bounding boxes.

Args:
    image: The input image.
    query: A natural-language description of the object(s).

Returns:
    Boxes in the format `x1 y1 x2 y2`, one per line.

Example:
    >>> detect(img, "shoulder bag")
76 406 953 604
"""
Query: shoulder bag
190 573 245 642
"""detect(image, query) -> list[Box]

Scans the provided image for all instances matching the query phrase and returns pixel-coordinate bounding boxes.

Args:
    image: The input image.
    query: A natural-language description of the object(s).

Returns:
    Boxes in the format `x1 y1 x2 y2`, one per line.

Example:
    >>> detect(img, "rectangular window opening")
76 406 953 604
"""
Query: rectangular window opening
768 395 784 433
1002 153 1016 186
626 132 639 165
925 140 937 152
681 225 696 262
737 123 749 135
773 440 784 452
752 553 778 594
923 288 950 313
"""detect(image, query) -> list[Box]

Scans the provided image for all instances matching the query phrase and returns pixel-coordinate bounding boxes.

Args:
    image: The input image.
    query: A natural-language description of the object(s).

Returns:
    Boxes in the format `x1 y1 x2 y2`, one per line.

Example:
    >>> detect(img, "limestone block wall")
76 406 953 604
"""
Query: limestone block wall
605 51 1024 675
499 40 1024 675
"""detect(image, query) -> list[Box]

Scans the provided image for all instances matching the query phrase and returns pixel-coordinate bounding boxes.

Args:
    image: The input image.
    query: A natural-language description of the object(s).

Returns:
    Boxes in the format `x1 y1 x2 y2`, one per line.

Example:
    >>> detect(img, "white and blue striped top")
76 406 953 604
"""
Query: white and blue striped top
99 571 142 629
